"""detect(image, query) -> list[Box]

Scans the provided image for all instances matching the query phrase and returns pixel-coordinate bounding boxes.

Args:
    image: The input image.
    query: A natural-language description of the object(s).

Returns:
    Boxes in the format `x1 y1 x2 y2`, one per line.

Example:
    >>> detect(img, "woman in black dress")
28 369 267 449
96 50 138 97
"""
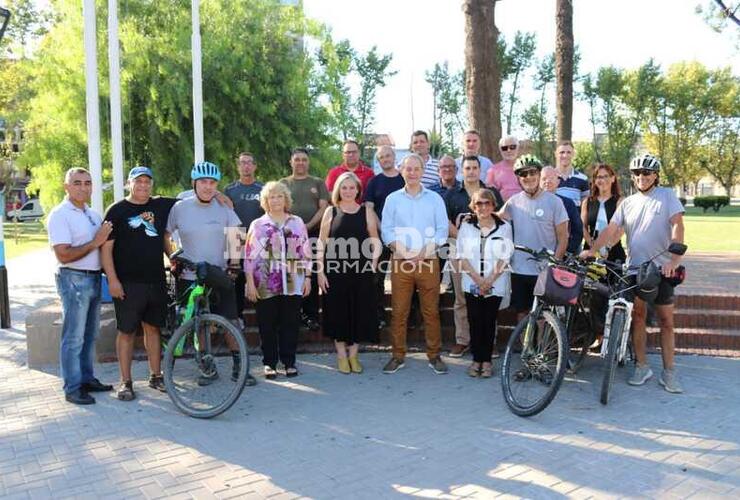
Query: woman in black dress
317 172 381 374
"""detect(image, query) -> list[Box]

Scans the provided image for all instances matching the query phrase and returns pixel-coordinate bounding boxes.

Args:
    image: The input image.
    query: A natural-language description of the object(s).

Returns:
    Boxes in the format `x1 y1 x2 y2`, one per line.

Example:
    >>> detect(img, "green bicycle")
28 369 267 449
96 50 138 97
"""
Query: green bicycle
162 250 249 419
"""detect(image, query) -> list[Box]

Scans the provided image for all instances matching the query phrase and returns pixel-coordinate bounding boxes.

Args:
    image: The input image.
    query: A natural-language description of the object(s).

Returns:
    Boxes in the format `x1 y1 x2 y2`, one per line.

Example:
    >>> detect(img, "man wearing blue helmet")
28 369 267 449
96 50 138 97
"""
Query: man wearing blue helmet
166 161 256 386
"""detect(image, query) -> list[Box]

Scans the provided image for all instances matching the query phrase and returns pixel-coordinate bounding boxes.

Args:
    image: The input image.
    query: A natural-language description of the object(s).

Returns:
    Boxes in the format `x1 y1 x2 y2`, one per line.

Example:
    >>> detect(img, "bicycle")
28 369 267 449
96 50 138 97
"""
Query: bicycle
500 245 570 417
590 242 687 405
161 250 250 418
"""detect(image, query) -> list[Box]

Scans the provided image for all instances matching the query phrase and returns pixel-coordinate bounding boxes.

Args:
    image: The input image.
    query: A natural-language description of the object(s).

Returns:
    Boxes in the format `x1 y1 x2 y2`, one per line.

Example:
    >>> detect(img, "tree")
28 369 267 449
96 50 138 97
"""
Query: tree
426 62 467 154
644 62 735 193
0 0 54 58
555 0 574 141
700 75 740 195
499 31 537 135
316 38 354 142
20 0 343 209
463 0 502 160
521 54 555 164
696 1 740 48
353 46 397 156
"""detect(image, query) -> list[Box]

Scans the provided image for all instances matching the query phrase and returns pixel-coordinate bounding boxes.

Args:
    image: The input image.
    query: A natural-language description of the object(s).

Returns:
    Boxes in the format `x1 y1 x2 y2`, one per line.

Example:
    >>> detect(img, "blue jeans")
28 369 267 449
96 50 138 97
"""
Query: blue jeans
55 268 101 394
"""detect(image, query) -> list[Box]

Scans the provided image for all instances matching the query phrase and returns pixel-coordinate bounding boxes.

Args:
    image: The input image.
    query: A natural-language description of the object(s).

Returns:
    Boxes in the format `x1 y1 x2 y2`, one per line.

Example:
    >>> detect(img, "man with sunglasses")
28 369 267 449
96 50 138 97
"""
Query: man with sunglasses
500 156 569 318
47 168 114 405
486 135 522 201
582 153 686 394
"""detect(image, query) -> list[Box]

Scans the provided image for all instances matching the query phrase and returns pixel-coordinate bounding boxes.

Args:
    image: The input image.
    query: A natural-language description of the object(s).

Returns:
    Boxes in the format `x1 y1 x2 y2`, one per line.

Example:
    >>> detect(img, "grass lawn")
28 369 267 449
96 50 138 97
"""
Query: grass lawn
2 221 49 260
683 205 740 253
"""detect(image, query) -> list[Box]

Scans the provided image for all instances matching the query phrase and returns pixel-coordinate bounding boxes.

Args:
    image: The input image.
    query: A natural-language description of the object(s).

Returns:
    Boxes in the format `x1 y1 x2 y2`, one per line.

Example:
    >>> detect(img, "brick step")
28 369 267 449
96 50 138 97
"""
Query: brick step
675 294 740 310
673 309 740 329
647 327 740 351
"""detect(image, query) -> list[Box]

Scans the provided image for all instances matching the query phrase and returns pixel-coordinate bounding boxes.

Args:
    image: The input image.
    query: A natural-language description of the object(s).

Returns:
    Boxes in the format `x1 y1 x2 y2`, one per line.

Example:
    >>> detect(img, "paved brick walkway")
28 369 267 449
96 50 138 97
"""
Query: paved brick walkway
2 249 739 498
679 252 740 296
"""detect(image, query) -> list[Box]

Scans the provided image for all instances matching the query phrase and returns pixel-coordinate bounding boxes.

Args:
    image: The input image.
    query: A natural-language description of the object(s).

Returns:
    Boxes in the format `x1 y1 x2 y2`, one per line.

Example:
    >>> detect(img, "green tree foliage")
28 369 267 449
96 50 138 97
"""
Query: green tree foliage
19 0 344 209
425 62 466 154
521 54 555 164
644 62 736 193
498 31 537 134
353 46 396 156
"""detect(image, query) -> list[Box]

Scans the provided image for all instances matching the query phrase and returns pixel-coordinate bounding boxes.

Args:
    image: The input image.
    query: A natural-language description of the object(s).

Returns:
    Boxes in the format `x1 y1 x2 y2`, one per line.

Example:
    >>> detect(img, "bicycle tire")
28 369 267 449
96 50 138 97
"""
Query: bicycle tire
600 309 625 405
568 305 595 375
501 310 568 417
163 313 249 418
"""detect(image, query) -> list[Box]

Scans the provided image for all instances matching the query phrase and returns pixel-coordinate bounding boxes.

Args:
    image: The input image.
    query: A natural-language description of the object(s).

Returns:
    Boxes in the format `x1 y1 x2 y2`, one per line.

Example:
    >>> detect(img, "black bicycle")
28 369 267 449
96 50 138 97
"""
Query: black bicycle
161 251 249 419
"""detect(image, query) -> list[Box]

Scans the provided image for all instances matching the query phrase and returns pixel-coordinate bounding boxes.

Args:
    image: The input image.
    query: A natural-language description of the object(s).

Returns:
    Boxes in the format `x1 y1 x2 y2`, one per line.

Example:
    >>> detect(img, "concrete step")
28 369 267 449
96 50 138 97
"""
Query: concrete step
675 294 740 310
647 327 740 351
674 309 740 329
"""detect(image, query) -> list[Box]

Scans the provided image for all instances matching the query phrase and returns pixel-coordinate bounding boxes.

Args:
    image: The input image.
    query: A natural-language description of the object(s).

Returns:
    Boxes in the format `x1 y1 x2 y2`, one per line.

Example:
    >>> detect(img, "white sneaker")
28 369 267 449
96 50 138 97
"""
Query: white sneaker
659 368 683 394
628 364 653 386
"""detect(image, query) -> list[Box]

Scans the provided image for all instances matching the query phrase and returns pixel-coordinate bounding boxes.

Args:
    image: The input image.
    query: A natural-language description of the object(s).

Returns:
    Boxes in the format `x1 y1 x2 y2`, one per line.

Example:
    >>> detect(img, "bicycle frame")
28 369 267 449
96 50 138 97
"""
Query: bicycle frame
600 298 633 364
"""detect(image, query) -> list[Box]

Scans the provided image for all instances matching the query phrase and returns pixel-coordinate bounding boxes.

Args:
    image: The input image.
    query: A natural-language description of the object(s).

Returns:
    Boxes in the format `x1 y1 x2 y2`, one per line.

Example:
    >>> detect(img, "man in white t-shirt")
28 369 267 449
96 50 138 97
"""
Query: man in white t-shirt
584 153 686 394
47 168 113 405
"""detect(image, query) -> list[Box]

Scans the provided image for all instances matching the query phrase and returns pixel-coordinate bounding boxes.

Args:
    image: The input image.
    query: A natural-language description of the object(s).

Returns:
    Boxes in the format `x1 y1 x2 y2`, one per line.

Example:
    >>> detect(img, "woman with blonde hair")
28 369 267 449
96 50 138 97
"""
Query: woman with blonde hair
244 181 311 379
455 189 512 378
317 172 381 374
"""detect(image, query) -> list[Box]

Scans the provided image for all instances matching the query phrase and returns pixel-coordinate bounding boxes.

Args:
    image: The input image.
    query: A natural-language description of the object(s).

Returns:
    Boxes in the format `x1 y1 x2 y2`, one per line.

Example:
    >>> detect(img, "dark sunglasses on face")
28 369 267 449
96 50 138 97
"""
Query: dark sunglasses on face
474 200 492 207
501 144 517 152
632 169 655 177
516 169 539 178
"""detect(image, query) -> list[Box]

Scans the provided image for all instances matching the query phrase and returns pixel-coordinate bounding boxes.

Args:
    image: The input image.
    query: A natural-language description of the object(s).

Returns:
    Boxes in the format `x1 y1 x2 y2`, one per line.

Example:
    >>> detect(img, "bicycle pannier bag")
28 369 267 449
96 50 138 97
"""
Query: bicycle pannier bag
534 265 583 306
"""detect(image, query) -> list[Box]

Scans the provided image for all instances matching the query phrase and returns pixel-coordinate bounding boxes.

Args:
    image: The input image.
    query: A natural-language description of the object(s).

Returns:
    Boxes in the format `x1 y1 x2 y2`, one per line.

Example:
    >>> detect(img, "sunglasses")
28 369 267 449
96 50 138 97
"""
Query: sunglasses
501 145 517 152
632 169 655 177
474 200 492 207
516 169 539 178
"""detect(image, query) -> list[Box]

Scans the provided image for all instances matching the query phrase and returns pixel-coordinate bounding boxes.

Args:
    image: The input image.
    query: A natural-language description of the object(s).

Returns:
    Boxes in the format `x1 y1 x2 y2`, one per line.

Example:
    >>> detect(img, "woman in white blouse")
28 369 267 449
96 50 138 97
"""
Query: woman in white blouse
455 189 513 378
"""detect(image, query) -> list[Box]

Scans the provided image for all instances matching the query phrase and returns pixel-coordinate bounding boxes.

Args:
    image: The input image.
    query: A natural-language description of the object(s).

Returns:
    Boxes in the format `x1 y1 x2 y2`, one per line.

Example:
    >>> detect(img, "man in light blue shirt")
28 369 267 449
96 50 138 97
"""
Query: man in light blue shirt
381 154 450 375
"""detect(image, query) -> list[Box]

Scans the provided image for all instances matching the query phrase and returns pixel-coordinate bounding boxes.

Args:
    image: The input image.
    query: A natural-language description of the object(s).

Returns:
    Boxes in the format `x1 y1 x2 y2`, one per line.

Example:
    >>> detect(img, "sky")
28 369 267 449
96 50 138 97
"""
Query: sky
303 0 740 145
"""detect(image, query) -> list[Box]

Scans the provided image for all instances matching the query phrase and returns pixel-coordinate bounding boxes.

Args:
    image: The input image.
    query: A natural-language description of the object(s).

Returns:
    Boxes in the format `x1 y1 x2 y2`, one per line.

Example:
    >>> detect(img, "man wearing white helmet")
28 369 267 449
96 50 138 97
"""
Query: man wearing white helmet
583 153 686 394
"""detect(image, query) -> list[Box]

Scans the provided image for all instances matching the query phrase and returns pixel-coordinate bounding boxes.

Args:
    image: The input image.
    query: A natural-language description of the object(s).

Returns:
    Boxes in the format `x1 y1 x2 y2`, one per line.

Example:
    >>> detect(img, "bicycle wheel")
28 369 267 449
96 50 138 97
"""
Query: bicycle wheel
163 313 249 418
600 309 625 405
567 304 595 374
501 310 568 417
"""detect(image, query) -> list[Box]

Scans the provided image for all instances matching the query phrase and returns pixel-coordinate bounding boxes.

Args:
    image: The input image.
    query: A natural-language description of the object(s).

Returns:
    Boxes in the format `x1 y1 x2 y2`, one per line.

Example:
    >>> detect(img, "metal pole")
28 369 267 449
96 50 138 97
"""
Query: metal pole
191 0 204 164
83 0 104 213
108 0 125 202
0 191 10 328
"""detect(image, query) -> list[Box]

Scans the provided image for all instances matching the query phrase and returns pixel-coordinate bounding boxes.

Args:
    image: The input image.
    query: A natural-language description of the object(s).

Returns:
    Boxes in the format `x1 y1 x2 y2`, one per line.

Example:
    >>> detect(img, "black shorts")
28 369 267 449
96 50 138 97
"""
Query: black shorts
510 273 538 312
113 282 168 333
653 279 676 306
176 264 238 320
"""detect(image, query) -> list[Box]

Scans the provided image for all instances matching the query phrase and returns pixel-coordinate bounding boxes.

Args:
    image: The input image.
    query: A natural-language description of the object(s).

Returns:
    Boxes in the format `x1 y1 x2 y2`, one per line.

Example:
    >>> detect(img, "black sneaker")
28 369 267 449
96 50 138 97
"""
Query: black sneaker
82 378 113 392
116 380 136 401
305 318 320 332
197 355 220 386
245 374 257 386
148 374 166 393
65 389 95 405
231 353 241 382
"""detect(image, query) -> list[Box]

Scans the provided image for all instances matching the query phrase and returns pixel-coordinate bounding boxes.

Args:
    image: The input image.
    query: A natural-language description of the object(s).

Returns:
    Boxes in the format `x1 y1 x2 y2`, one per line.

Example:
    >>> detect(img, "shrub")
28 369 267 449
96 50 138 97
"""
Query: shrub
693 195 730 212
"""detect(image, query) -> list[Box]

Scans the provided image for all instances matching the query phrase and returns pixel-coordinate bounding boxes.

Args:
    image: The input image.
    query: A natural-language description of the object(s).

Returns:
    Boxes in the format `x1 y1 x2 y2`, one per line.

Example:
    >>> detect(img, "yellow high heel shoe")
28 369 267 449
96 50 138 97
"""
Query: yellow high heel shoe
337 357 351 374
348 356 363 374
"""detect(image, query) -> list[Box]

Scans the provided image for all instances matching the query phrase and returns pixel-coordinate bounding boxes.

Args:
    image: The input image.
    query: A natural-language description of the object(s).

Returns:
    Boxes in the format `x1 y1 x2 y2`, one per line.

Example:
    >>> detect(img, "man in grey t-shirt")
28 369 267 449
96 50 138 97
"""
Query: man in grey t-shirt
584 154 686 394
500 155 569 317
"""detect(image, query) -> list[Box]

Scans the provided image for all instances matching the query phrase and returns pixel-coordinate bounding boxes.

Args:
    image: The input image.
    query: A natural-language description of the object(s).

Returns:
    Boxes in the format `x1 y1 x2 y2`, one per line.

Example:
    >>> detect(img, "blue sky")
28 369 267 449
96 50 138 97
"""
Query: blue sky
304 0 740 144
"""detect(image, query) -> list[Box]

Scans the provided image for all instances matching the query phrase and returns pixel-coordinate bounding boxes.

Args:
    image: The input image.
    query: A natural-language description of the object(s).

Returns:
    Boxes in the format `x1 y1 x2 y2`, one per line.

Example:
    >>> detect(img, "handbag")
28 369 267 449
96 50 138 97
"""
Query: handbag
534 265 584 306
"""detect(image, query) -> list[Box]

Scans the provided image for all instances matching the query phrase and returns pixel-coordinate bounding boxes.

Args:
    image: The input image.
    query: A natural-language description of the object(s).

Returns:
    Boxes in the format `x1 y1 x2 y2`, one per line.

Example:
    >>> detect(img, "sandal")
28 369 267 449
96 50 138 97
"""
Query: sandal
467 362 481 378
285 366 299 378
480 363 493 378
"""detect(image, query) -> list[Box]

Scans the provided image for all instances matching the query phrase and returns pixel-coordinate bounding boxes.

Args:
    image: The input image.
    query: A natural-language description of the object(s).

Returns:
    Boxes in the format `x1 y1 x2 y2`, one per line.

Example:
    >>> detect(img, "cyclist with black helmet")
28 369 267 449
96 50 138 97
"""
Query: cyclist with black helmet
499 155 569 319
165 161 255 385
582 153 686 393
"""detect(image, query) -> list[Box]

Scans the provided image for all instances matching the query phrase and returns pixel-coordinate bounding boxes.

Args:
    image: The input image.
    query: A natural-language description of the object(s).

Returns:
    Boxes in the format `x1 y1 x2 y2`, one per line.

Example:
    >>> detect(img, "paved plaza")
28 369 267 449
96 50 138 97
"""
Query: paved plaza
1 250 739 499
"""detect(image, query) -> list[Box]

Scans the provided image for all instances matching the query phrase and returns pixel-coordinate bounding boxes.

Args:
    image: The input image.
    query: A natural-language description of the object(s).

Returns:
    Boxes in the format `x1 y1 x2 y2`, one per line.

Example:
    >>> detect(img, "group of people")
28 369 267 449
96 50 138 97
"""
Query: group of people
48 129 687 406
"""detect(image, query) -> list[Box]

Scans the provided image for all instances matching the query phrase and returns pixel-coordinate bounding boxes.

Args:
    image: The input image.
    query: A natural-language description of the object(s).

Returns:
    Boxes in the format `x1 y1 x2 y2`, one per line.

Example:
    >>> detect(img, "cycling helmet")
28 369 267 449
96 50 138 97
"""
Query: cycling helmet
635 261 662 302
513 154 543 174
629 153 661 172
191 161 222 182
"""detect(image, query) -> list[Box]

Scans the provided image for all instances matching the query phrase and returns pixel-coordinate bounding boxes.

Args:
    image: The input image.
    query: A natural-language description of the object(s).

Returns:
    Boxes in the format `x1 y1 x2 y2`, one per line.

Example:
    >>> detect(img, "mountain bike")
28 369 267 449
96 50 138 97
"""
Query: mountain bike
162 250 249 418
590 242 687 405
500 246 570 417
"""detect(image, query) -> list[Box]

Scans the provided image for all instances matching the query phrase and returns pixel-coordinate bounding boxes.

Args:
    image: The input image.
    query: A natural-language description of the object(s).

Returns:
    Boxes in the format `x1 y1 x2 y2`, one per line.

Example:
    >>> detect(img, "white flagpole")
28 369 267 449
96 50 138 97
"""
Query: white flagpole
191 0 204 164
83 0 103 213
108 0 125 201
